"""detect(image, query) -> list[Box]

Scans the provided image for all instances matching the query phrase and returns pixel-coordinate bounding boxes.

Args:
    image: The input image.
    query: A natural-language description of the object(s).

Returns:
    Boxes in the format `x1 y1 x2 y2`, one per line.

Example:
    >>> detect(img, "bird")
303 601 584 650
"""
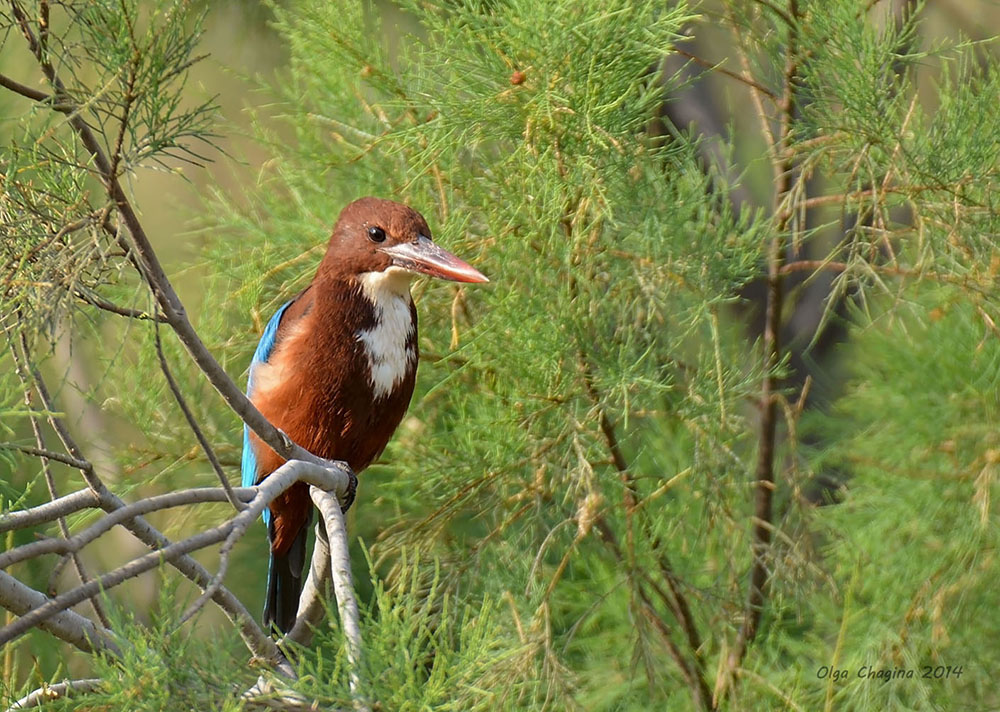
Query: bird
240 197 488 633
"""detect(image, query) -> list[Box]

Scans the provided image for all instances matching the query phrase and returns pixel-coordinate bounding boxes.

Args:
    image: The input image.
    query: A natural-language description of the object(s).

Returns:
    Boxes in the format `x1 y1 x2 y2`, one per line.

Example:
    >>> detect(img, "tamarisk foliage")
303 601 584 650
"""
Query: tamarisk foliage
2 0 999 710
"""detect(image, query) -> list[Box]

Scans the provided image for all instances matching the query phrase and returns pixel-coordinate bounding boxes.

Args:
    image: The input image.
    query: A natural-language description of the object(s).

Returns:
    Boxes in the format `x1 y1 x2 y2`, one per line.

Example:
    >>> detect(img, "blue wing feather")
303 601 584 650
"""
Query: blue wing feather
241 300 296 525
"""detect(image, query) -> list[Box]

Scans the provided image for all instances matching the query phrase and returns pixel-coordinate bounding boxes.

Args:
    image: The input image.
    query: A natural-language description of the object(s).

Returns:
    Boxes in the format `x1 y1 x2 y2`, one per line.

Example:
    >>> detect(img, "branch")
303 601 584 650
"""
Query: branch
281 522 331 648
4 678 103 711
154 323 244 512
243 494 359 710
0 460 349 649
0 489 98 533
0 572 118 656
0 487 256 570
716 0 801 704
4 0 330 473
310 486 368 711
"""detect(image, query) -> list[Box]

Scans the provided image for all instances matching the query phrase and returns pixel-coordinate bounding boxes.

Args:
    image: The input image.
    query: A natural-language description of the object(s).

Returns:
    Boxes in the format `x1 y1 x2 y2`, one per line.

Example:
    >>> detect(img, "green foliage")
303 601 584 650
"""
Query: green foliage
282 550 533 711
790 296 1000 711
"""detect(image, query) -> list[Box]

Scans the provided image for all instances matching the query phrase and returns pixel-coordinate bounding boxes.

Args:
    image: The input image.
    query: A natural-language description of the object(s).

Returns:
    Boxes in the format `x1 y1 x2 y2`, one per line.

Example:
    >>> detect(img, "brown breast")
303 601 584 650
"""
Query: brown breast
248 274 418 552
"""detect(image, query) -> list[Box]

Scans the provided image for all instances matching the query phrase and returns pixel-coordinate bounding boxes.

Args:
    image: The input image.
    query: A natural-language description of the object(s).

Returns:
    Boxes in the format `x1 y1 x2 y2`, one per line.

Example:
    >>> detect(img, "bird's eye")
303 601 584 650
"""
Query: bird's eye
367 226 387 243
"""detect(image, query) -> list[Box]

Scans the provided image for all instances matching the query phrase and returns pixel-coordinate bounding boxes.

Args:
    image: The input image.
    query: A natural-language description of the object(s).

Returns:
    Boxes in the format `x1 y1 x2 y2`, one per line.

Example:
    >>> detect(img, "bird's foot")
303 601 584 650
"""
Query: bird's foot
340 468 358 513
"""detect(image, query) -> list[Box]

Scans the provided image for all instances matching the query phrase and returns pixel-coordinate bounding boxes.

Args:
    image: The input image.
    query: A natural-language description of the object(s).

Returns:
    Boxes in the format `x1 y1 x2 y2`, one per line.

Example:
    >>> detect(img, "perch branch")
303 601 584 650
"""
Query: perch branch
281 521 331 648
311 486 368 711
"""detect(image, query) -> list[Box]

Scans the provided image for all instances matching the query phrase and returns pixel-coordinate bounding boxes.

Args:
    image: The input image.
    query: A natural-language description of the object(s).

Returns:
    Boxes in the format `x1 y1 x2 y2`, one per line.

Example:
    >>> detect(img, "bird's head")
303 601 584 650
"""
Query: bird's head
320 197 488 286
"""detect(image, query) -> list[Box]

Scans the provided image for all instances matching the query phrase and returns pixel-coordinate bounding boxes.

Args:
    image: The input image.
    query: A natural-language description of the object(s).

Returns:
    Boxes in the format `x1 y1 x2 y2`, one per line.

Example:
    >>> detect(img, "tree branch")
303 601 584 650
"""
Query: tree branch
0 460 349 649
310 486 369 712
154 323 244 512
0 571 118 656
716 0 801 704
281 521 331 648
0 443 90 471
4 678 103 711
0 489 98 533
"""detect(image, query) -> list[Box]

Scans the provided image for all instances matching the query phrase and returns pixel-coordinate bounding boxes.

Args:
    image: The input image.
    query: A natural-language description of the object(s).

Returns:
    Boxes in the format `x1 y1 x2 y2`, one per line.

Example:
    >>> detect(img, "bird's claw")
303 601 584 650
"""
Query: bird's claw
340 469 358 513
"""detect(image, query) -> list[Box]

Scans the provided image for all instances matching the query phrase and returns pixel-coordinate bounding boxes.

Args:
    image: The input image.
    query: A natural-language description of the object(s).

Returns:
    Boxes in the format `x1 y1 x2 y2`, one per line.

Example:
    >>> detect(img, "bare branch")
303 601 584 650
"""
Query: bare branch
4 678 103 711
281 522 331 648
0 443 89 471
0 487 256 570
311 487 368 711
0 460 348 649
0 489 98 533
0 571 118 656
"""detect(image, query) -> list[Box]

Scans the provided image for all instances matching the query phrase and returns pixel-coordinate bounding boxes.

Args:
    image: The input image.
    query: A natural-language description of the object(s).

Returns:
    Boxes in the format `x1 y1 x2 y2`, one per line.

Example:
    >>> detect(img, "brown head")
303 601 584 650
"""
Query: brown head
317 197 488 284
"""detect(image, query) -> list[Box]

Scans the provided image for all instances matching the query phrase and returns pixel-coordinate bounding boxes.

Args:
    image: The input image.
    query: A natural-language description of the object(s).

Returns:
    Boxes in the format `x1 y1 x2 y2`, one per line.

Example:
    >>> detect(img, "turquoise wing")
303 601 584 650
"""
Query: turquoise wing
240 300 295 522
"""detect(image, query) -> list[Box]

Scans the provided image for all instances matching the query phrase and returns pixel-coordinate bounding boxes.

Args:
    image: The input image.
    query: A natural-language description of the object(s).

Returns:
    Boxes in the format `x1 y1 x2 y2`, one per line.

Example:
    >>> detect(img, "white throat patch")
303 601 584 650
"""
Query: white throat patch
356 267 417 398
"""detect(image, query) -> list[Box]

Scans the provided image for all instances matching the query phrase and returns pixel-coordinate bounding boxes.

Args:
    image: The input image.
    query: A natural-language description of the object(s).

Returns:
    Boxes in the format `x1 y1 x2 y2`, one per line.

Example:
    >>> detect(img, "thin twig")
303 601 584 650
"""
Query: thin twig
750 0 795 28
154 323 244 511
672 47 779 100
73 288 163 321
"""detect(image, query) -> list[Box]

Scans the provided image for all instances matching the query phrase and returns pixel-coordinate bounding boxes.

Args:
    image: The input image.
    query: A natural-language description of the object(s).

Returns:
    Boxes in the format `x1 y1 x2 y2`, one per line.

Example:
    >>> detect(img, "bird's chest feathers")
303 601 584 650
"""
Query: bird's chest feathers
355 269 417 399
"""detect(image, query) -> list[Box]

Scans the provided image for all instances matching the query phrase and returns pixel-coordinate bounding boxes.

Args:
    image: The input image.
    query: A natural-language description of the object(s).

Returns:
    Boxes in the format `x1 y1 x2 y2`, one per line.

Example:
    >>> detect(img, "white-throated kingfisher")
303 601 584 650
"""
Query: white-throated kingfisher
240 197 488 633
